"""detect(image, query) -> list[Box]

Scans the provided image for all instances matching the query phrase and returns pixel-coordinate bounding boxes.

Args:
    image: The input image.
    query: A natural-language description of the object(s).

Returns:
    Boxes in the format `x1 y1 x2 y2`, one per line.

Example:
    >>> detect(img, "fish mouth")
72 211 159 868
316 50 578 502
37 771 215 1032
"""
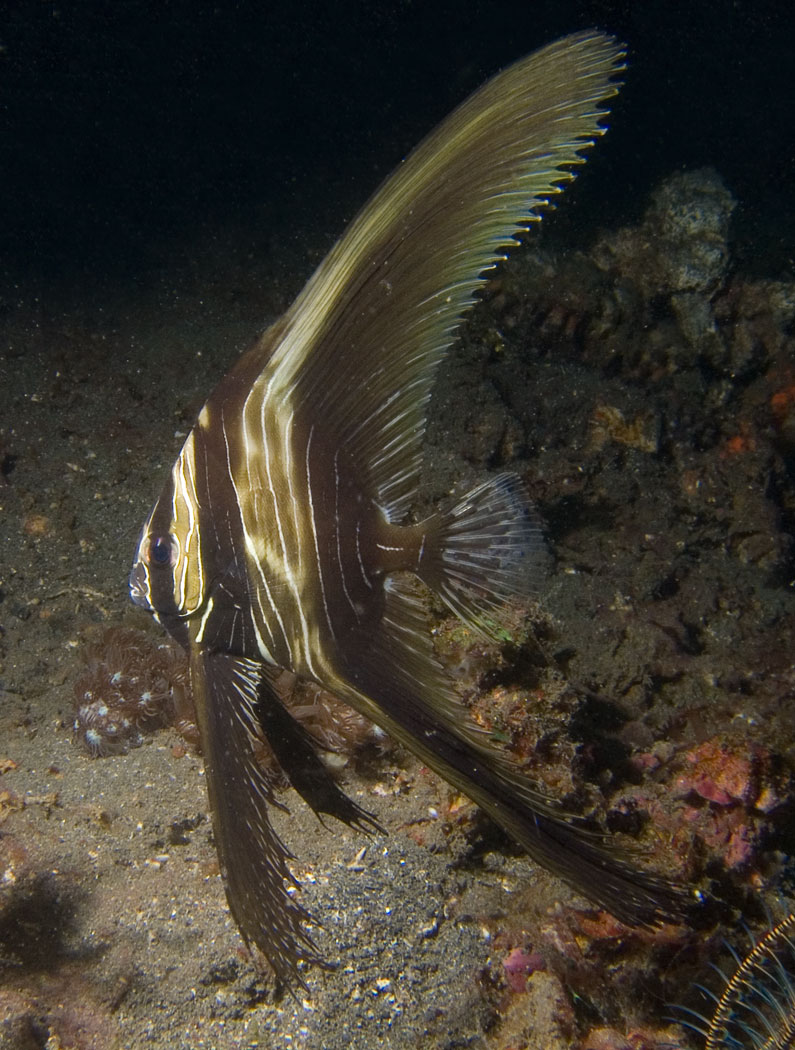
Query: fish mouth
128 561 211 620
128 564 151 609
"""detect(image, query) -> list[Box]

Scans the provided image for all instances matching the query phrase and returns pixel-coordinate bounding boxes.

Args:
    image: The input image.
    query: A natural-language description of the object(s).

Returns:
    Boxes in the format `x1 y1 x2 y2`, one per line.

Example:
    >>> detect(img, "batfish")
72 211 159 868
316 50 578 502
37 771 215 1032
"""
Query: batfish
130 30 687 987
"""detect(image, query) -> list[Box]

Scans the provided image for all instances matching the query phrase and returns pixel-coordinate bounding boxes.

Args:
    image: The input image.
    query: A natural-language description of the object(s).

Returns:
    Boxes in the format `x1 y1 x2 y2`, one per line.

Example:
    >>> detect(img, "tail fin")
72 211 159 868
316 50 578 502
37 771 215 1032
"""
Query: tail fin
417 472 550 638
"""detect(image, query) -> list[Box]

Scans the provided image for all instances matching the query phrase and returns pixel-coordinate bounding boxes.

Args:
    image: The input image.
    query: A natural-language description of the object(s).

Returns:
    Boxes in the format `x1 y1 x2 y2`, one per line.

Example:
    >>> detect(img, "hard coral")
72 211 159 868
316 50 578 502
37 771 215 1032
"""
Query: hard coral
598 168 736 300
676 739 757 808
670 737 788 873
502 945 546 993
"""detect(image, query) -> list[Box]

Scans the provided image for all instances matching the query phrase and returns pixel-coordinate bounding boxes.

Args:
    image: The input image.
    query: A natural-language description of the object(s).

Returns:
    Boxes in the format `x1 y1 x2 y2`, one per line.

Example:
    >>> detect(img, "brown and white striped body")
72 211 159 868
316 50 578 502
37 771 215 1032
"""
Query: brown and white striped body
130 31 688 987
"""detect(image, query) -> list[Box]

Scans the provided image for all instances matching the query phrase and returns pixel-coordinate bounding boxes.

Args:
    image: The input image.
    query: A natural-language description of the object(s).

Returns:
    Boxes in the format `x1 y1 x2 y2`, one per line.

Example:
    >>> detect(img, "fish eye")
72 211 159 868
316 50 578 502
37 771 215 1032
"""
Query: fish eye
147 534 178 567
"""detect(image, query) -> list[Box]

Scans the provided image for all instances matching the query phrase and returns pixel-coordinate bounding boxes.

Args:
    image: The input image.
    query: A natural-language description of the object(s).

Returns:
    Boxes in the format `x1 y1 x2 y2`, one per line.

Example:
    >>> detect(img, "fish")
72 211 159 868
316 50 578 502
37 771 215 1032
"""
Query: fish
130 29 688 987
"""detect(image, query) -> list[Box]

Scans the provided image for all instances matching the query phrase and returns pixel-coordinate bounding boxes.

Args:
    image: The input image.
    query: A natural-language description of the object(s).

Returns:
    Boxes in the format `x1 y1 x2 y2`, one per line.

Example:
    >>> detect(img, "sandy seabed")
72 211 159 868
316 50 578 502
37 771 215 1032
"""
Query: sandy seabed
1 168 795 1049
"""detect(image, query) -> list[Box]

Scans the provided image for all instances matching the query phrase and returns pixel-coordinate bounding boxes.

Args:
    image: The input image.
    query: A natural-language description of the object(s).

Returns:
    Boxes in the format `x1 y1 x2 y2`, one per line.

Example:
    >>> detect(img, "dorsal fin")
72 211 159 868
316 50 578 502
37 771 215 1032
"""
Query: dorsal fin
263 30 624 517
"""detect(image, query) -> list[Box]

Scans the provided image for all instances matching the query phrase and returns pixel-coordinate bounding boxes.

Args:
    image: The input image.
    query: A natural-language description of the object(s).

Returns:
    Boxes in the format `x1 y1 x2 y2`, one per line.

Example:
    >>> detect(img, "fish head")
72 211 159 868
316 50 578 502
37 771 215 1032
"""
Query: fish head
129 431 206 635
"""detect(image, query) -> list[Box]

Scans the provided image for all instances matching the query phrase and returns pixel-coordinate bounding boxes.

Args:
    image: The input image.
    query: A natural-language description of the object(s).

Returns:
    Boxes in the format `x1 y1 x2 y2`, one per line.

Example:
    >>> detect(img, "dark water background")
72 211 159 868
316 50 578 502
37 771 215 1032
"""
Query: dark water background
2 0 793 285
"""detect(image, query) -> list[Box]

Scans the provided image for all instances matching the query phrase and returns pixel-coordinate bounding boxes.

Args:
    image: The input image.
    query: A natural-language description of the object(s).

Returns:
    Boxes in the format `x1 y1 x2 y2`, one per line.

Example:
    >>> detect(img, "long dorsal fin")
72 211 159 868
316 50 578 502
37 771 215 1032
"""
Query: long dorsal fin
263 30 624 517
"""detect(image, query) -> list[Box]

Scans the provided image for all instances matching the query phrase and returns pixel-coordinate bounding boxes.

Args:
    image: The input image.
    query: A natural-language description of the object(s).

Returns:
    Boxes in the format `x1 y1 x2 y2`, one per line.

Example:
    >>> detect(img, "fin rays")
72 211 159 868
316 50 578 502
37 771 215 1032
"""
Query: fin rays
268 31 625 517
417 472 550 639
190 650 323 988
338 577 689 929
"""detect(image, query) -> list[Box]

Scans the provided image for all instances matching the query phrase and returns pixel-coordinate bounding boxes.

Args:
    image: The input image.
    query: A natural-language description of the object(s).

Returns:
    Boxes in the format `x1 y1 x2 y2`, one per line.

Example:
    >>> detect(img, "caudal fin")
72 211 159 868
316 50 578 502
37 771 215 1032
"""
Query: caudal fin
417 472 550 637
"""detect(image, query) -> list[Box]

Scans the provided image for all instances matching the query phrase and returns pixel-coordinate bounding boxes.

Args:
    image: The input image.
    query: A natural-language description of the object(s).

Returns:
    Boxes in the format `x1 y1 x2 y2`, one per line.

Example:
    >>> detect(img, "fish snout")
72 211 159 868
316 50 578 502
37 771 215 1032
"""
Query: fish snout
129 562 151 609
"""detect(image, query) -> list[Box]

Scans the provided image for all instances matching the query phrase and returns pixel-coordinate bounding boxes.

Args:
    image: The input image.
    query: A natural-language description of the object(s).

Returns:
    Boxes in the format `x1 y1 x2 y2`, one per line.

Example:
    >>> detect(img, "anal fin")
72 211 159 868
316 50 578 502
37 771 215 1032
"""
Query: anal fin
338 577 690 929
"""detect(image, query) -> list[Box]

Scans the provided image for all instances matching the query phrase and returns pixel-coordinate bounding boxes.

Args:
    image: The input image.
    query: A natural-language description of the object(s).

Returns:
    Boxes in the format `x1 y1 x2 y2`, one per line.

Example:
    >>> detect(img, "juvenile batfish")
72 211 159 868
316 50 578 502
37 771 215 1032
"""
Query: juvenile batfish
130 30 686 986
